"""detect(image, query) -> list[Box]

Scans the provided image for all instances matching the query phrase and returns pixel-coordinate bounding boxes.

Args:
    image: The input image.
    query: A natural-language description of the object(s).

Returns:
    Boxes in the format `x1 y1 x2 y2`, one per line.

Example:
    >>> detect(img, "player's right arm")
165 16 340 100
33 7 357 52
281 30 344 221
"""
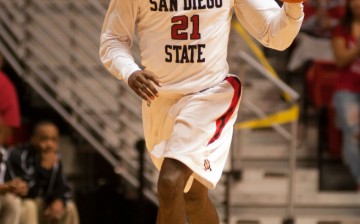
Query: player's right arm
99 0 160 102
234 0 304 51
99 0 139 84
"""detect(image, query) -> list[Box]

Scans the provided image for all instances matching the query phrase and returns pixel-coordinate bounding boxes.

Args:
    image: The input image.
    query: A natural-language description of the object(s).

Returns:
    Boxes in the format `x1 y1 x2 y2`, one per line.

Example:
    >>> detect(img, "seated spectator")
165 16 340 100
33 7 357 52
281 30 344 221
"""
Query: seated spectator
0 53 21 146
302 0 345 38
288 0 345 71
0 117 24 224
6 120 79 224
331 0 360 190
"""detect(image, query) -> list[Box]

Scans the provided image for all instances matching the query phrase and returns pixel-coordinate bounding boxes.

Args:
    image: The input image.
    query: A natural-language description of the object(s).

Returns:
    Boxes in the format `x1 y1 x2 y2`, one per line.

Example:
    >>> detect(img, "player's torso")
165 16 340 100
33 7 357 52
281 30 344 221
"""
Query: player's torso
136 0 233 92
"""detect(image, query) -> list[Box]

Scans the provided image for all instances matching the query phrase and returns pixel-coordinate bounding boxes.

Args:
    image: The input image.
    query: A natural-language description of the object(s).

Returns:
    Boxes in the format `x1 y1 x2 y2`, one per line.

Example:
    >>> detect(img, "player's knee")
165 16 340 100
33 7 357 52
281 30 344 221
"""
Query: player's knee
157 171 184 201
184 180 208 208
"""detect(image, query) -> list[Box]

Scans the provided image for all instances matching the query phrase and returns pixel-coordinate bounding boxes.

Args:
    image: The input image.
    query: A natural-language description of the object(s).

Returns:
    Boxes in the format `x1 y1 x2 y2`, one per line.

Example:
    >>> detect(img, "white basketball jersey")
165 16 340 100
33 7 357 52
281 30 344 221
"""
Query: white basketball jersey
135 0 232 94
100 0 303 94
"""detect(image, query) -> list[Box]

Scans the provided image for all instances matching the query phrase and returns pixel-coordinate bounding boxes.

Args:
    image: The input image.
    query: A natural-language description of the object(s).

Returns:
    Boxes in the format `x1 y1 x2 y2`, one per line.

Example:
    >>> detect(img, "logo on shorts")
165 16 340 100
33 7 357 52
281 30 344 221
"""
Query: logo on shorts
204 159 212 171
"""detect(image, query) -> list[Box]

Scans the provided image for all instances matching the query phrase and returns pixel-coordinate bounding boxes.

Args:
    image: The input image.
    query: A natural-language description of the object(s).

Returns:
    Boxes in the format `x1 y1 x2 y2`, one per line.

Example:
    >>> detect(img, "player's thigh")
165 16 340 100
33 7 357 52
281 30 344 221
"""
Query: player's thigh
184 179 208 204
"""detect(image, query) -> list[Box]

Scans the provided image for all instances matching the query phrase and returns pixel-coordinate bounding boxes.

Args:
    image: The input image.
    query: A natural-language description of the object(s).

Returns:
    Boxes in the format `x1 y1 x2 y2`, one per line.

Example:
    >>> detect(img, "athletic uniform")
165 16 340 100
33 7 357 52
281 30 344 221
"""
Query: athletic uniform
100 0 303 191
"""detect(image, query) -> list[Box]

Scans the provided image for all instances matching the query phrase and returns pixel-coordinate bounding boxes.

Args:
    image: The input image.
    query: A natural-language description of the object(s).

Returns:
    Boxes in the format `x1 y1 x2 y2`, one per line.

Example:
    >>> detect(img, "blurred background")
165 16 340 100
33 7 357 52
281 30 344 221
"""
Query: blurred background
0 0 359 223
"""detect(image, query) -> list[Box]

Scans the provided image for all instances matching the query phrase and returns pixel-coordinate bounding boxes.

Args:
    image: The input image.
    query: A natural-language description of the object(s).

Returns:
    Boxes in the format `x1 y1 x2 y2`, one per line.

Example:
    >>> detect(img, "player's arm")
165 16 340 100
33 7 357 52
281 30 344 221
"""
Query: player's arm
99 0 139 83
99 0 160 103
234 0 304 51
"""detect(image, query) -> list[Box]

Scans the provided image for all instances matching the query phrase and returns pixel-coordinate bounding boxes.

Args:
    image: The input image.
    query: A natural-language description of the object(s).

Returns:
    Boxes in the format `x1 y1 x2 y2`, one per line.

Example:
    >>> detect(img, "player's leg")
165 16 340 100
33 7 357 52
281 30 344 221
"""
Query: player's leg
185 179 219 224
157 158 192 224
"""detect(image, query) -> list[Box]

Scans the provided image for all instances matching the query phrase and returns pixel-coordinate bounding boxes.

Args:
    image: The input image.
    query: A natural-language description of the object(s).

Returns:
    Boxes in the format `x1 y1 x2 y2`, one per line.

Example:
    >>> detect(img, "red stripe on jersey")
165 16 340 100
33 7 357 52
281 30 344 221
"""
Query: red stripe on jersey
208 76 241 145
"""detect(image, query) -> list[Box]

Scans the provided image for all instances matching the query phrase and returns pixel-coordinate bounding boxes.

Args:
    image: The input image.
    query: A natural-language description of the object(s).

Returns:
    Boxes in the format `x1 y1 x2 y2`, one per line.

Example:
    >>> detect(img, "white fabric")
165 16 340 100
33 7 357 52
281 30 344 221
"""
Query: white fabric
288 33 334 71
142 75 241 191
0 147 7 184
100 0 303 93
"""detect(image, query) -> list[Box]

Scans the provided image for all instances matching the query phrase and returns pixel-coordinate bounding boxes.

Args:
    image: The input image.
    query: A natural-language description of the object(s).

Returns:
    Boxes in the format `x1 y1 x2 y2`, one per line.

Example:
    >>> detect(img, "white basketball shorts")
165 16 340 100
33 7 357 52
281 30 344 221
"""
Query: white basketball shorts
142 74 242 192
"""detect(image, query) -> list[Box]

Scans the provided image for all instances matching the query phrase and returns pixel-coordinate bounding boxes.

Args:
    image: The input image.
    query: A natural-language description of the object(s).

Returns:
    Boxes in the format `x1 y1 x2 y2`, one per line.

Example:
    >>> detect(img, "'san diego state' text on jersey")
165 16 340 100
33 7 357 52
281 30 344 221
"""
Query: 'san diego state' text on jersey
149 0 223 64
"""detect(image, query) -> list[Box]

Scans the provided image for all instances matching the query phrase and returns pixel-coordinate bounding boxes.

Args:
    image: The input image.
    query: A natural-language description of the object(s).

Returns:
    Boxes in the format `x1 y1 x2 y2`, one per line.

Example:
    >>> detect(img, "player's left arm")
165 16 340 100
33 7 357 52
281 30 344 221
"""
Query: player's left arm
234 0 304 51
99 0 160 103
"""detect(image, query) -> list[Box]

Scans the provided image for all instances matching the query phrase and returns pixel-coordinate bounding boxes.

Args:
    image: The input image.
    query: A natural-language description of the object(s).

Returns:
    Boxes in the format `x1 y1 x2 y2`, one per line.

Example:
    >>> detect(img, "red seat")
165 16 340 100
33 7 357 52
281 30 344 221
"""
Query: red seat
306 61 342 157
327 107 342 156
307 61 339 109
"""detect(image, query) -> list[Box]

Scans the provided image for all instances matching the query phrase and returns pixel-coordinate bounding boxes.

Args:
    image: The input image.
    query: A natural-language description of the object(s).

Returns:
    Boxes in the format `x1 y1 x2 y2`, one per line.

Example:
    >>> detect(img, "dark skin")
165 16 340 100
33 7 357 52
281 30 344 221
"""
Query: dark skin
128 71 219 223
31 124 65 223
128 70 161 105
157 158 219 224
0 178 29 196
2 126 14 146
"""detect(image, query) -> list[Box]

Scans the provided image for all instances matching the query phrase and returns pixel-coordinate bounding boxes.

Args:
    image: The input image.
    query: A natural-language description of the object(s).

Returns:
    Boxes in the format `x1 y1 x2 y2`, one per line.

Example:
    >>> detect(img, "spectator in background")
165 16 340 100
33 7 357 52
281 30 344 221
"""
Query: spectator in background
332 0 360 190
0 53 21 146
288 0 345 71
0 117 25 224
6 120 79 224
302 0 345 37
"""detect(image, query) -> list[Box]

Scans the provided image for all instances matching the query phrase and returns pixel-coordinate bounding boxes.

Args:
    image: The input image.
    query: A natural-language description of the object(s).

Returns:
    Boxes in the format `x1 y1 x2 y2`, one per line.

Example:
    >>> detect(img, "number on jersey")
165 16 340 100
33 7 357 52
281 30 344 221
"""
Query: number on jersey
171 15 201 40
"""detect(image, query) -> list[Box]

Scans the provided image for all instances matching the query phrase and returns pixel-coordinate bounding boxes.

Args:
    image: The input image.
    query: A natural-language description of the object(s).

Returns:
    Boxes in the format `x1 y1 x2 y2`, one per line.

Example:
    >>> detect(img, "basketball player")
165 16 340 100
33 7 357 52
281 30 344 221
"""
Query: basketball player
100 0 304 223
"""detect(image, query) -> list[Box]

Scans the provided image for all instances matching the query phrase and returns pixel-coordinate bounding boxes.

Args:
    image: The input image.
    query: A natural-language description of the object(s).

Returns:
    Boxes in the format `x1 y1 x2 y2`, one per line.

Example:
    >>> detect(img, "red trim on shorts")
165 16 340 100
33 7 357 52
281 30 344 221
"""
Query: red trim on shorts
208 76 241 145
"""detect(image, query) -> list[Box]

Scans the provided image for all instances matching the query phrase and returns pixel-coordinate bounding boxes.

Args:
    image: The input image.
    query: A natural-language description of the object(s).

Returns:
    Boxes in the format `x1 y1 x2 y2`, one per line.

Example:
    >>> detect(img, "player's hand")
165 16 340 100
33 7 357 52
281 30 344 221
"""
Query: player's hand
281 0 304 3
128 70 161 104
